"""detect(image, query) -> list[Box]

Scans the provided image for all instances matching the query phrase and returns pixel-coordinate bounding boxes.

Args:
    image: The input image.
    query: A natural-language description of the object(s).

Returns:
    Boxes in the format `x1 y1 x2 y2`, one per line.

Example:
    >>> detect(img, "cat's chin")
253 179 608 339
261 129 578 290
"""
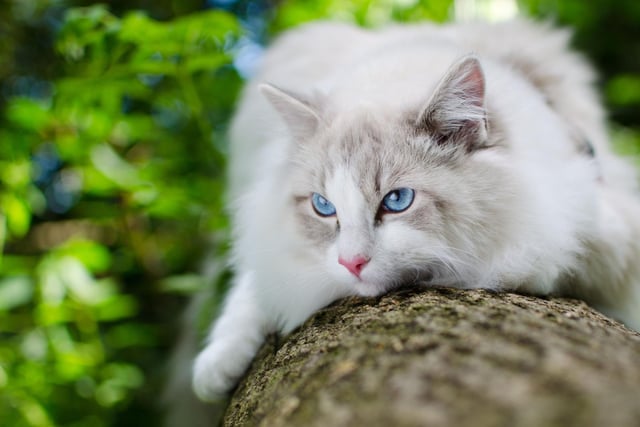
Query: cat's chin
352 280 397 297
345 268 435 297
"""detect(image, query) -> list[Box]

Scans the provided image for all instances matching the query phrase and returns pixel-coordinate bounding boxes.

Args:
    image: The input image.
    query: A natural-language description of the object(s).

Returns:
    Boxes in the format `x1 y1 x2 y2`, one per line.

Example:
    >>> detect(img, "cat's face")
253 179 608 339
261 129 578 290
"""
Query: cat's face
262 56 517 296
287 112 513 296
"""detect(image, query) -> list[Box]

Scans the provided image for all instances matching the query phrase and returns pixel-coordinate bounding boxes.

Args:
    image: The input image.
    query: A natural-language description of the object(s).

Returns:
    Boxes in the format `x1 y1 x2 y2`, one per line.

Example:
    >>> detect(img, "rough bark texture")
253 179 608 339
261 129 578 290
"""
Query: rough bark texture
223 287 640 427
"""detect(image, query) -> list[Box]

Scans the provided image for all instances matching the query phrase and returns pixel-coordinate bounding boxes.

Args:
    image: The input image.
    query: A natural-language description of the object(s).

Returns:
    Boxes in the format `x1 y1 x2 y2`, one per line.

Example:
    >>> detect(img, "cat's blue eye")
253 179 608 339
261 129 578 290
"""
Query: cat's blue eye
382 188 415 213
311 192 336 217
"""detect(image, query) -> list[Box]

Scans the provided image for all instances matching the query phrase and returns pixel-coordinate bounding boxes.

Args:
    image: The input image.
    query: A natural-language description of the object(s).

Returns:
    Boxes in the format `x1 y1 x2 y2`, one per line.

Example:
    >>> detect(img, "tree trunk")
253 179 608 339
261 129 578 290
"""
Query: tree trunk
223 287 640 427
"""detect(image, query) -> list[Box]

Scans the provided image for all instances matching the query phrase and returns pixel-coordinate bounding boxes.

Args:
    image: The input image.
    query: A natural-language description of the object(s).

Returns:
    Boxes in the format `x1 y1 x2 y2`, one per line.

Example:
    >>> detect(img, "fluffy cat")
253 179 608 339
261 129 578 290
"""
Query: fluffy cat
192 19 640 401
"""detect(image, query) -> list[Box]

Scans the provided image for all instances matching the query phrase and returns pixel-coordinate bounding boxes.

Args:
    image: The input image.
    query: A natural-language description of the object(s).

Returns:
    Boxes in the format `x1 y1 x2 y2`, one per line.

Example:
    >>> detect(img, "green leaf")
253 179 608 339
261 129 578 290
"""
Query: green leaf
38 259 67 305
0 276 34 311
95 363 144 407
13 394 55 427
159 274 207 294
95 294 138 321
57 257 115 305
0 214 5 261
607 74 640 107
90 144 148 190
0 364 7 388
184 53 233 73
35 302 71 326
118 12 168 46
57 4 120 61
1 160 32 189
5 98 50 132
105 323 157 348
1 193 31 238
20 329 48 360
56 239 112 274
38 255 116 306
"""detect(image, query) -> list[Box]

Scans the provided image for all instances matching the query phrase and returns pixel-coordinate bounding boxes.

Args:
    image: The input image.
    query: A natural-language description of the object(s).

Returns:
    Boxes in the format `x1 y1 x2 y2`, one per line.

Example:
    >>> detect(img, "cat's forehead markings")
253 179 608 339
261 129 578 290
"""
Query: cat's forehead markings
329 119 390 188
322 112 384 154
341 119 383 153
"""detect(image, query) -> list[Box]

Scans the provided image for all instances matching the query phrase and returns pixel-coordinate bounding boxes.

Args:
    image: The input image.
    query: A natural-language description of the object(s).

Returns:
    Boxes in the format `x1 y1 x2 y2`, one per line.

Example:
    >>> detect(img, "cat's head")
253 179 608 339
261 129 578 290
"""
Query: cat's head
262 56 518 296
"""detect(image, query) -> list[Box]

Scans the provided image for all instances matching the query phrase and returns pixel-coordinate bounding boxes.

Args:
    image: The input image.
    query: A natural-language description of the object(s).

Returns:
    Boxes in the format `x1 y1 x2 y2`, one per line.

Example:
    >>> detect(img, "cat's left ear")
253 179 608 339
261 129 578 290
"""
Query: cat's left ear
416 55 488 149
260 83 323 141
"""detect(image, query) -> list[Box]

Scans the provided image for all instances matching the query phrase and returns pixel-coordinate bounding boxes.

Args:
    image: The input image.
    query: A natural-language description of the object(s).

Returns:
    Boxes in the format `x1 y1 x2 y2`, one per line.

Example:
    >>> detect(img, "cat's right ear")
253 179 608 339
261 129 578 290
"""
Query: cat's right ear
415 55 488 150
259 83 323 140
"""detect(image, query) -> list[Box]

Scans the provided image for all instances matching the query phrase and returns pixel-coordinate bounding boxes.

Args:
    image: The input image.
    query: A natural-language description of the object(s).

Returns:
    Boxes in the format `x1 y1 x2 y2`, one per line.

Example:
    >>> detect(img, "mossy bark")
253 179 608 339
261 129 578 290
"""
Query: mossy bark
223 287 640 427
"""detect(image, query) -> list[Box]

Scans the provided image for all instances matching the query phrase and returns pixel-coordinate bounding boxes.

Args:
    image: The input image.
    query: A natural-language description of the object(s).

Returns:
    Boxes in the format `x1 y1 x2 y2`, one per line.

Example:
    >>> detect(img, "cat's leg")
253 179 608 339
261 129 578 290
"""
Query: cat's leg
192 272 269 401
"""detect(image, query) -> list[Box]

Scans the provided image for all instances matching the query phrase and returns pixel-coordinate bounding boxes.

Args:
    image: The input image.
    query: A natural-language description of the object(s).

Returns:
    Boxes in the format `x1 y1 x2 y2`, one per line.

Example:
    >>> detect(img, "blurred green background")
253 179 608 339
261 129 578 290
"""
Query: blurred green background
1 0 638 425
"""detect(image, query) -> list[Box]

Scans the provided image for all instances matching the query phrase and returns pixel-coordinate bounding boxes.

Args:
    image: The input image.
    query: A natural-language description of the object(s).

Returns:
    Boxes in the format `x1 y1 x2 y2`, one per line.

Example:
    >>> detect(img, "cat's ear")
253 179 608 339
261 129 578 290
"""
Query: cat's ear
259 83 322 140
416 55 488 149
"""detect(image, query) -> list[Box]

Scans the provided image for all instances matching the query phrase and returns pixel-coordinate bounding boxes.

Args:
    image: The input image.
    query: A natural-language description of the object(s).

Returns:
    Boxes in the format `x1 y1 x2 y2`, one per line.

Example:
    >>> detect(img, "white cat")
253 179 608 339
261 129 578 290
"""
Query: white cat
192 19 640 401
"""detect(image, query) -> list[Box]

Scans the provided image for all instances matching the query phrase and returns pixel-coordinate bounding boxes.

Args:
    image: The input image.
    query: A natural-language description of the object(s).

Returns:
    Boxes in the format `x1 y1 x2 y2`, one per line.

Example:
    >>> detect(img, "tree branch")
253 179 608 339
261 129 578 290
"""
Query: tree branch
224 287 640 427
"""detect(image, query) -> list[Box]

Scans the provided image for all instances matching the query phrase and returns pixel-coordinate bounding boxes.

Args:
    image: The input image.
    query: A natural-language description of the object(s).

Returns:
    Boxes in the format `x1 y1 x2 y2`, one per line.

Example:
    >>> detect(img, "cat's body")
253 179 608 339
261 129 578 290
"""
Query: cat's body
191 19 640 401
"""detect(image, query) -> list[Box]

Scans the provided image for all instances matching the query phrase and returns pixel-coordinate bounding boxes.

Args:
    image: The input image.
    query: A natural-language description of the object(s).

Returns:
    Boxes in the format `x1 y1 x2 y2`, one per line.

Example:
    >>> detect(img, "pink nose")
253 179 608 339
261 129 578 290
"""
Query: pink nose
338 255 370 278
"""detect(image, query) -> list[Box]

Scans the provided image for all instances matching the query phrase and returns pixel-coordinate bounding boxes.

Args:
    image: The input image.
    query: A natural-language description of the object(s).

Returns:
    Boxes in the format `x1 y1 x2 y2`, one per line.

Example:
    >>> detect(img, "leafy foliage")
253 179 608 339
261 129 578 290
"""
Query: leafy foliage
519 0 640 144
271 0 454 29
0 0 638 426
1 4 241 426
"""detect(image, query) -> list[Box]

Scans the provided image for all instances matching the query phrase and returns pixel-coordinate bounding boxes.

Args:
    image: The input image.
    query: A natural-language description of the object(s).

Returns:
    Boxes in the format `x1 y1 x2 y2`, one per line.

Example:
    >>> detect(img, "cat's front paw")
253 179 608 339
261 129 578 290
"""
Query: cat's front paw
192 341 247 402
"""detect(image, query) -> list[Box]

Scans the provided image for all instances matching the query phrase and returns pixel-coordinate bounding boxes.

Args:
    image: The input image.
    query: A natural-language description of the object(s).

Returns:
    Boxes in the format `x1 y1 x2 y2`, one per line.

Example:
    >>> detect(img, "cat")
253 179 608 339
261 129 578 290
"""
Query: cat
191 18 640 402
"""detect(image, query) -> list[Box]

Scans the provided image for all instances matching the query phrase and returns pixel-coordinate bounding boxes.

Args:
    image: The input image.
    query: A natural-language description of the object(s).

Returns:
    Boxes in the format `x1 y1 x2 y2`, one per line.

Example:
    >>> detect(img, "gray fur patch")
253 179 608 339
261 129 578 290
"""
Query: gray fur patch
293 195 338 247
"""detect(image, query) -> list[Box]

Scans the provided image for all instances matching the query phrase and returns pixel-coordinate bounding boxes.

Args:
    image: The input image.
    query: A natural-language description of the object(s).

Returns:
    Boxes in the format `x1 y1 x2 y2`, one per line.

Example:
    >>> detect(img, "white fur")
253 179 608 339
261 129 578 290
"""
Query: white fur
192 19 640 402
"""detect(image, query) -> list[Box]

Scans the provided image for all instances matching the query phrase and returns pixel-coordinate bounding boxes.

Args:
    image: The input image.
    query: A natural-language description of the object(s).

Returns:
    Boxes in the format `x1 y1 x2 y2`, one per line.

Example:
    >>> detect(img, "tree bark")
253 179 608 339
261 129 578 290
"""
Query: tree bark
223 287 640 427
